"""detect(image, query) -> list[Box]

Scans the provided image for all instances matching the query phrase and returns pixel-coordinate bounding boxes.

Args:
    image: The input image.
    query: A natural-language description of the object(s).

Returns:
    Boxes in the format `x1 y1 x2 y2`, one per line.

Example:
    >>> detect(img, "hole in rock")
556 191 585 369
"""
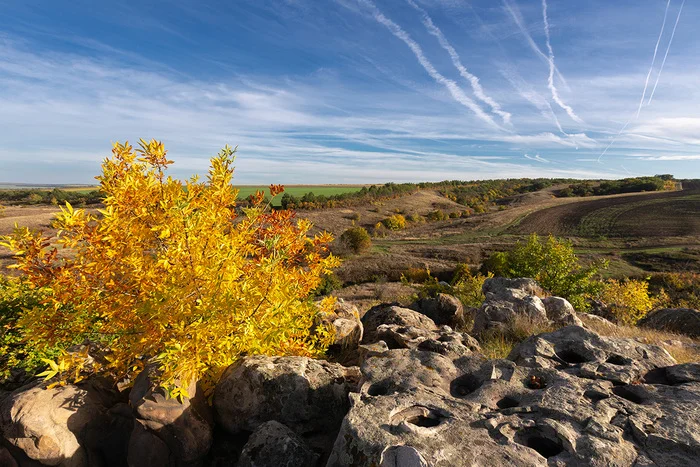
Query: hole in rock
643 368 673 386
392 406 449 429
583 390 609 402
407 414 442 428
496 396 520 410
450 374 482 397
524 436 564 459
367 383 390 397
526 375 546 389
612 386 645 404
514 428 564 459
605 355 627 366
556 349 589 364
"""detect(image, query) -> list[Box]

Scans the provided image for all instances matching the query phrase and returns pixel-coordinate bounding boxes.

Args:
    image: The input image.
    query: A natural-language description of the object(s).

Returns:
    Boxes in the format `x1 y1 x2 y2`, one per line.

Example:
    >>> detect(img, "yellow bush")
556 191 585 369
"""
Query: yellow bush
1 140 339 397
382 214 406 230
401 267 432 283
599 279 656 325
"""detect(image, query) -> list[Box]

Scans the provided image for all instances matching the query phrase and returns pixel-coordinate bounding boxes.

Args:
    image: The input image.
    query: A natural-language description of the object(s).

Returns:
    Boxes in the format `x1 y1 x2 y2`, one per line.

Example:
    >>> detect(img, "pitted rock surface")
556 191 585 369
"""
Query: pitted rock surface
329 325 700 466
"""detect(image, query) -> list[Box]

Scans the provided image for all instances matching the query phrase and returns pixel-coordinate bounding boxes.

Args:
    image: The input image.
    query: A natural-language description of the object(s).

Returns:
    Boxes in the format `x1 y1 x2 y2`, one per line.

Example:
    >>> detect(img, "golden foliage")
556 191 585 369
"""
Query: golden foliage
1 140 339 396
599 279 656 325
382 214 406 230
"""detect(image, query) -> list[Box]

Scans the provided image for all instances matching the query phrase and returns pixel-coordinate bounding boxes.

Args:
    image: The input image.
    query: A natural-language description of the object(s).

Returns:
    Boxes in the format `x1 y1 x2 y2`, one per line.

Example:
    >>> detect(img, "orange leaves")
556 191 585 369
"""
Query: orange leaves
269 184 285 197
2 140 339 397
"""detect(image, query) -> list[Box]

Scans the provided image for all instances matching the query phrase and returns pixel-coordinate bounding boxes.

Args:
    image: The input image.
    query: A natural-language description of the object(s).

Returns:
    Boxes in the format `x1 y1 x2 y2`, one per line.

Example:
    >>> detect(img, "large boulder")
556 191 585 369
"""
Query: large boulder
127 366 213 466
361 305 437 344
542 296 583 327
639 308 700 338
237 421 318 467
417 293 464 326
0 381 123 467
213 356 359 436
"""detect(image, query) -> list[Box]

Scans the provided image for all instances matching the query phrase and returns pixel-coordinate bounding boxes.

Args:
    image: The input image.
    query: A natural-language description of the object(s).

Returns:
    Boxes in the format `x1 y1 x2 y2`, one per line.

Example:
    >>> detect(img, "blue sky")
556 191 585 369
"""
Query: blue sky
1 0 699 184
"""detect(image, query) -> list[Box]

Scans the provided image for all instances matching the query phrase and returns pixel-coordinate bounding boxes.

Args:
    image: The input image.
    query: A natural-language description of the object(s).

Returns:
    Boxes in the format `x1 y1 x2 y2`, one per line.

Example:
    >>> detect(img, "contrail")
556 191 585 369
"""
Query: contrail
637 0 671 117
541 0 584 124
597 119 631 163
503 0 568 89
499 64 567 134
406 0 512 125
357 0 502 130
598 0 685 162
647 0 685 104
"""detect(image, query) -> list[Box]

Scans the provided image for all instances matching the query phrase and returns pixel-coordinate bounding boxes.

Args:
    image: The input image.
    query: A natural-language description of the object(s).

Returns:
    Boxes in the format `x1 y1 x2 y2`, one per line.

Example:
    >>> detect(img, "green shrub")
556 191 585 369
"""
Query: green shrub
482 234 606 311
312 272 343 297
382 214 406 230
427 210 445 221
407 213 423 223
339 227 372 254
0 277 64 382
448 211 460 219
648 272 700 309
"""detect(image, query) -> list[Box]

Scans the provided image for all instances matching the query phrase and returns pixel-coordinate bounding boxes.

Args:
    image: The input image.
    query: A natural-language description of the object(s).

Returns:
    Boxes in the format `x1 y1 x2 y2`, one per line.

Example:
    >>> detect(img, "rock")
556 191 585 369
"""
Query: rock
543 297 583 327
473 296 547 335
213 356 359 437
128 366 213 466
639 308 700 337
237 421 318 467
319 298 363 351
361 305 437 344
482 277 544 298
328 324 700 466
0 381 121 467
508 326 676 385
578 312 617 329
418 293 464 326
375 324 480 359
379 445 429 467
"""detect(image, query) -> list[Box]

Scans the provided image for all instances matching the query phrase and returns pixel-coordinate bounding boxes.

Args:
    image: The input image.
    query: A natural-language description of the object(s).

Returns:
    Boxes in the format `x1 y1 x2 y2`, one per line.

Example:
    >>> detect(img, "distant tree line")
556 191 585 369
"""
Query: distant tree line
558 176 675 197
0 188 103 206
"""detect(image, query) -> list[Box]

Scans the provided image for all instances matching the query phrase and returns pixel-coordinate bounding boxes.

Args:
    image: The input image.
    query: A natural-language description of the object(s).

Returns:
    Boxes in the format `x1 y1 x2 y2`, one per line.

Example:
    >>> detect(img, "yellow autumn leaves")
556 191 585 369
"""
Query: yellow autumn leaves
2 140 339 396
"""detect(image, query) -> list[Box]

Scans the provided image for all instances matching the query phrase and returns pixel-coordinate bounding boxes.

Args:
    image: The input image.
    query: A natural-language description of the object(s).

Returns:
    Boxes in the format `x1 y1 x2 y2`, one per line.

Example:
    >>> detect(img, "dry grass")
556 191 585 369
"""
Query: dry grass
477 315 555 360
579 313 700 364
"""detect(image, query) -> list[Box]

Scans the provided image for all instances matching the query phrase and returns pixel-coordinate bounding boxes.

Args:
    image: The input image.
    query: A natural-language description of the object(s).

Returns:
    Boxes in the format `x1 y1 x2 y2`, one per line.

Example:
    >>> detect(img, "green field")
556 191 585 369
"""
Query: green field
234 185 364 206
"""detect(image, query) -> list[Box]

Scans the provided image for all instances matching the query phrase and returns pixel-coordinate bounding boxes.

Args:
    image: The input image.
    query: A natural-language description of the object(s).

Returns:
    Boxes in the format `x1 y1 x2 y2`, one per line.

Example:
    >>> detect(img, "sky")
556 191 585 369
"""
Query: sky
0 0 699 184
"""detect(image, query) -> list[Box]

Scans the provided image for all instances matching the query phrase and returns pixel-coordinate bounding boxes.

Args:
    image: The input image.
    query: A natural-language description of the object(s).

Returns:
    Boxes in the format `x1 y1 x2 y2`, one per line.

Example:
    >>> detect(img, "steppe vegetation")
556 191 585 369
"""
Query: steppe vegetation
1 149 698 391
